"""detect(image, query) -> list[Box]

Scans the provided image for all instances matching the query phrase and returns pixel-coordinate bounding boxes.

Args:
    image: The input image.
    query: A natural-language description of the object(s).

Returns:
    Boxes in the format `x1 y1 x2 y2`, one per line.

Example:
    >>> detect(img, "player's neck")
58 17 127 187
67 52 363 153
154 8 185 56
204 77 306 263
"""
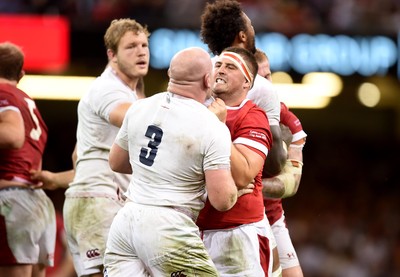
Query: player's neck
0 78 17 86
218 91 246 107
168 83 205 104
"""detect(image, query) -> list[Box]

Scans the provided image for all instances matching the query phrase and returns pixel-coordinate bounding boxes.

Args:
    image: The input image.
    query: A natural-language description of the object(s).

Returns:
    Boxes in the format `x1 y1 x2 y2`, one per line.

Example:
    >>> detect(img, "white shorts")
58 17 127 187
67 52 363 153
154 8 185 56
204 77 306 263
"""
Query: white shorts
63 195 123 277
0 187 56 266
201 216 274 277
271 214 300 269
104 201 219 277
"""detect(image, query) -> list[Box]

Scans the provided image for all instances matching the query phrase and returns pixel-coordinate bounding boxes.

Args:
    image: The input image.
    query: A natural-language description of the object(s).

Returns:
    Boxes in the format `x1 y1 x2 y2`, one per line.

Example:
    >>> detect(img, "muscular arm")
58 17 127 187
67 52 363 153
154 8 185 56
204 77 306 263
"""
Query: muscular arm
109 143 132 174
246 77 285 177
109 102 132 127
0 109 24 149
205 168 237 211
207 99 265 189
262 138 305 198
30 144 78 189
230 144 265 189
30 169 75 190
262 125 287 177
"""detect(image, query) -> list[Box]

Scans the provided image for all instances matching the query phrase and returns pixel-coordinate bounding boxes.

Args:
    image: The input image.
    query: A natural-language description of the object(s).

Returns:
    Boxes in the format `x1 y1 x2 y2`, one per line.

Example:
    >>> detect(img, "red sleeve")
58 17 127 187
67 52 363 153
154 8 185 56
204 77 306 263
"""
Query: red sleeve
234 107 272 160
280 102 303 135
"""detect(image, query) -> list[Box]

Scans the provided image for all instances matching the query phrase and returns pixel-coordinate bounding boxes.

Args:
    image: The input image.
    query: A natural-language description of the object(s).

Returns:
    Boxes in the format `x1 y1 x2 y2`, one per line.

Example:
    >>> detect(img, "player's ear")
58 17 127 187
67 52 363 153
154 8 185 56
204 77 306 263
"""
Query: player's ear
243 79 251 90
107 49 116 63
18 70 25 82
238 31 247 43
204 73 211 89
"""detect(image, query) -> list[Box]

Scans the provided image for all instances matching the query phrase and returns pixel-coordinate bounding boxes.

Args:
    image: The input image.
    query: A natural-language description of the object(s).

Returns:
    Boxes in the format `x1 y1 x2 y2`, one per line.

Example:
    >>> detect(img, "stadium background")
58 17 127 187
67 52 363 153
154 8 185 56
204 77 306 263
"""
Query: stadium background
1 0 399 275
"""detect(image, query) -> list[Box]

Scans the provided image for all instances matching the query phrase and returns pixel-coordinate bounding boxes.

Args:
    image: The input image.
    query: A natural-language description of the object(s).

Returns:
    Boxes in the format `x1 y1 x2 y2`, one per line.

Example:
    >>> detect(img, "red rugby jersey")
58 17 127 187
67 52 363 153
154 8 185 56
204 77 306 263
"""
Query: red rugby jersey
197 99 272 230
0 83 48 184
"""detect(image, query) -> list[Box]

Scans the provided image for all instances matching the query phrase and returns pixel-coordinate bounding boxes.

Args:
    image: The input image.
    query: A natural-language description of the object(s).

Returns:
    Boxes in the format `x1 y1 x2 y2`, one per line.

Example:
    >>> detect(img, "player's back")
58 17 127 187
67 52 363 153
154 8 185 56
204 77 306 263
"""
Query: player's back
123 92 231 215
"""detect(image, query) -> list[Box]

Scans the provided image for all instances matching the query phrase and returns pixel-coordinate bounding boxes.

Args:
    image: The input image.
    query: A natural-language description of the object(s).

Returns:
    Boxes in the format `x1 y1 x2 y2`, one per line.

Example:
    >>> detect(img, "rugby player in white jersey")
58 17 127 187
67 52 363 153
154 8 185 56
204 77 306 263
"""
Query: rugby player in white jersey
62 18 150 277
104 47 238 277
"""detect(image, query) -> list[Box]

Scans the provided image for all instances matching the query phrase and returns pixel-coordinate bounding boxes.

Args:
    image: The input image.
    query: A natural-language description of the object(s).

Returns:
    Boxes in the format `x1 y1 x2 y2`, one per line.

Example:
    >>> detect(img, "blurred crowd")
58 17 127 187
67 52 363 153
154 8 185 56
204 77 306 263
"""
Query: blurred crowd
285 134 400 276
1 0 400 35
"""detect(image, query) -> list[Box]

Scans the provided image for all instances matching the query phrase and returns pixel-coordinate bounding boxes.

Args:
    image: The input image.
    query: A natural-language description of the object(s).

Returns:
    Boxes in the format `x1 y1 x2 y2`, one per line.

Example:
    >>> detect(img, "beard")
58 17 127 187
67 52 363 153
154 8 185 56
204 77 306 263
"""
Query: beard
245 35 256 54
118 58 148 80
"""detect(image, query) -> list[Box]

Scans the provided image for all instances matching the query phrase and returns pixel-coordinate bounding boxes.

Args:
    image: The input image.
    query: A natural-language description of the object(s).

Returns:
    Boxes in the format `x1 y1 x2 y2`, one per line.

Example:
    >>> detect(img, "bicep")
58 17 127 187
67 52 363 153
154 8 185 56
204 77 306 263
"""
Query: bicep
205 168 237 211
109 143 132 174
231 143 265 188
0 109 25 149
205 168 233 193
234 144 265 177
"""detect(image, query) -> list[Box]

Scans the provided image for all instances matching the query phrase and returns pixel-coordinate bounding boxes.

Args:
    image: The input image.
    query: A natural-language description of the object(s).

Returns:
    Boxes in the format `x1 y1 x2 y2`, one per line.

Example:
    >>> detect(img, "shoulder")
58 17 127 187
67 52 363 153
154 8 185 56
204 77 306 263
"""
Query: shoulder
245 100 268 118
132 92 163 108
247 106 270 126
0 85 28 109
250 75 276 94
247 75 279 108
83 78 136 110
92 77 127 96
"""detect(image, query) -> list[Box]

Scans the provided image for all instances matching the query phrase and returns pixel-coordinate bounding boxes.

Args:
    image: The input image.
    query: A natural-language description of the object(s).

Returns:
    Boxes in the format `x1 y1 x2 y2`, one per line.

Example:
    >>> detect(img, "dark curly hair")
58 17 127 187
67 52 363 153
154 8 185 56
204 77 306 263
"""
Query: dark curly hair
201 0 246 55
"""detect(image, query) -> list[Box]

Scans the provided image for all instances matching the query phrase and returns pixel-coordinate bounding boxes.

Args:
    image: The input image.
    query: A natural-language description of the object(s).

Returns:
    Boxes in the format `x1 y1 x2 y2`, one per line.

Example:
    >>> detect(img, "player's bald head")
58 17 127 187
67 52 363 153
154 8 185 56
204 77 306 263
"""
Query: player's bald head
168 47 212 82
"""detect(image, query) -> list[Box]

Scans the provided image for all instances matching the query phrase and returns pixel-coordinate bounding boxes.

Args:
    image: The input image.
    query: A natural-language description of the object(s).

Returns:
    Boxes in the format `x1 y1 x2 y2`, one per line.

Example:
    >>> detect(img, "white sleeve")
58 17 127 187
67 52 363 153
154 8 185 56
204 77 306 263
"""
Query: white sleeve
247 75 280 126
203 120 232 171
90 79 136 123
114 112 129 151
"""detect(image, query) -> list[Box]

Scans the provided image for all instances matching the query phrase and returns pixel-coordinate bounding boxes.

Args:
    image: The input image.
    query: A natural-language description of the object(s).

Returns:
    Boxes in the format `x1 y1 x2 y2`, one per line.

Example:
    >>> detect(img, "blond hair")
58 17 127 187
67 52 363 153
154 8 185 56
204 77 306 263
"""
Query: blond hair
104 18 150 54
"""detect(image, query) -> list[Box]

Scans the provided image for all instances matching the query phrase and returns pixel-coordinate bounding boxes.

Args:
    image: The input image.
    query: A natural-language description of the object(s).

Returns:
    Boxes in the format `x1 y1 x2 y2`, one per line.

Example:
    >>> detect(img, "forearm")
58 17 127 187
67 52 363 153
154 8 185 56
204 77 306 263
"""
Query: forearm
263 125 287 177
262 176 285 198
30 169 75 190
262 172 301 198
262 158 303 198
51 170 75 188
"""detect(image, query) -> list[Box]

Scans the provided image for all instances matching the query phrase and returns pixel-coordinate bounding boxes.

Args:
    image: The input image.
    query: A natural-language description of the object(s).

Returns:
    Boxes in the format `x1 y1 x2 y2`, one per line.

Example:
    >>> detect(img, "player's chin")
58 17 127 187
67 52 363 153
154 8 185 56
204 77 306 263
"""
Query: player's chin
135 63 148 70
136 68 149 76
212 84 226 93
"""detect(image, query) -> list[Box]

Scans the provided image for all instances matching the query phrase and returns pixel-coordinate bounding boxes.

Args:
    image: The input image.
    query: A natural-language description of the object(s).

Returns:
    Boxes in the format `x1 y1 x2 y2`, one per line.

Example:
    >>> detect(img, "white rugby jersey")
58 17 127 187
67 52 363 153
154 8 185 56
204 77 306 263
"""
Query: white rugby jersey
247 74 280 126
116 92 232 215
67 66 138 196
